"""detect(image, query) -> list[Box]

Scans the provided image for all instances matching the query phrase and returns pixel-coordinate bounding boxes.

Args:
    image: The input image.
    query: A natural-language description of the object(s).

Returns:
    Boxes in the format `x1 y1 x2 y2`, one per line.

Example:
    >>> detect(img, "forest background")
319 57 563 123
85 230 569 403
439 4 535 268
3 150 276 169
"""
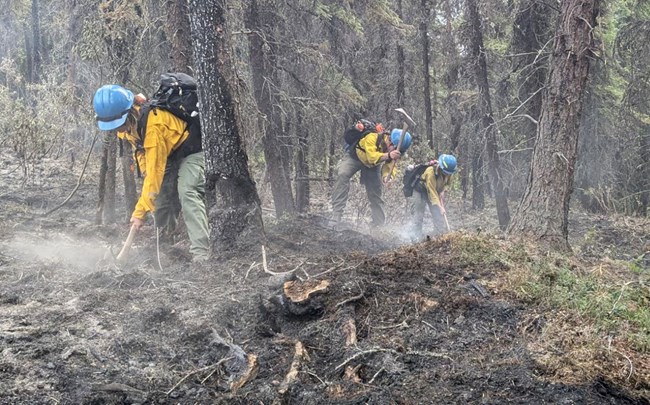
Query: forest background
1 0 647 237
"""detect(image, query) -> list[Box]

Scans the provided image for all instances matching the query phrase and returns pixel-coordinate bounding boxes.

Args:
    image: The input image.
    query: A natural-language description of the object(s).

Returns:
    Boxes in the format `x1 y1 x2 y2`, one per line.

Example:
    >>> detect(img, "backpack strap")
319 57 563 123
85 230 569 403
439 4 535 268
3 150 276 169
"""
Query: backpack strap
352 130 383 158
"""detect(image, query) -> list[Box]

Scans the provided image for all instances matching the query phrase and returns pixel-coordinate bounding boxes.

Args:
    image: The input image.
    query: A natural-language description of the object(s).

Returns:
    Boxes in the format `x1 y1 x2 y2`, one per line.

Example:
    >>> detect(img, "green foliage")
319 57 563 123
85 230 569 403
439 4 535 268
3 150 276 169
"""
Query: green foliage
517 255 650 351
314 2 364 35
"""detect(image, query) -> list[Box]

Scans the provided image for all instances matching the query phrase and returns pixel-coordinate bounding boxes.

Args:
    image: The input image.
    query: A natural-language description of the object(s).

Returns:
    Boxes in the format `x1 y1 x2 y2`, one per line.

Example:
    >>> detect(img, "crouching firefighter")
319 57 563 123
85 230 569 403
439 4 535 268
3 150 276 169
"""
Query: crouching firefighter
93 82 210 262
404 154 457 240
330 119 412 228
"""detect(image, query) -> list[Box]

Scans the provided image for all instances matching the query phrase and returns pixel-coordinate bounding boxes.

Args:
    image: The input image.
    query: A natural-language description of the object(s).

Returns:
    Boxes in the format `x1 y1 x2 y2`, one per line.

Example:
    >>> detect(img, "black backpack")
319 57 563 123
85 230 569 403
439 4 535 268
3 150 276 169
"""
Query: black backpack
343 119 377 155
403 163 432 197
136 73 202 160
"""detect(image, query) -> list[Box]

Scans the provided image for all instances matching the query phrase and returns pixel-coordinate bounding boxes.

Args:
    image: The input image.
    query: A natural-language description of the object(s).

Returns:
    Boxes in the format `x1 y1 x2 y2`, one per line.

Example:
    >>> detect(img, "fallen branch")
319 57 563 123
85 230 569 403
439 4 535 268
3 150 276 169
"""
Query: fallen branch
278 341 310 395
262 245 297 276
92 382 144 394
342 318 357 346
335 348 453 371
166 357 232 396
335 292 365 308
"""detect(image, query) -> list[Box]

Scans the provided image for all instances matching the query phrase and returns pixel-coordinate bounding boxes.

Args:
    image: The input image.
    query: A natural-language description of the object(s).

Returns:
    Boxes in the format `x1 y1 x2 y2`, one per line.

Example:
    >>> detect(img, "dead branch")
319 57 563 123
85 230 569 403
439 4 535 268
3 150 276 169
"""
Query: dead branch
262 245 296 276
166 357 232 396
42 132 99 217
342 318 357 346
92 382 144 393
335 348 453 371
335 291 365 308
367 367 385 384
278 341 310 395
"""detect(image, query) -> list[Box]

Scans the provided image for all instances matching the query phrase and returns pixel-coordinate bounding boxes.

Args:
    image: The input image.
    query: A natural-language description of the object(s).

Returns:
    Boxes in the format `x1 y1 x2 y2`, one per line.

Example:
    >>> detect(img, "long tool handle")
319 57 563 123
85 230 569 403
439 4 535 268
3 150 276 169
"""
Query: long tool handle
386 123 408 182
116 225 137 261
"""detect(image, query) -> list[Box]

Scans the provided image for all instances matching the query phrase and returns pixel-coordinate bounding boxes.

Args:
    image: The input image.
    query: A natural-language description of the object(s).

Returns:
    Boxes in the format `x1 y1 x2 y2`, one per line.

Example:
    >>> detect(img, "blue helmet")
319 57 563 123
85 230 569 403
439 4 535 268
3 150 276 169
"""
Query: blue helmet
438 154 457 175
93 85 134 131
390 128 412 153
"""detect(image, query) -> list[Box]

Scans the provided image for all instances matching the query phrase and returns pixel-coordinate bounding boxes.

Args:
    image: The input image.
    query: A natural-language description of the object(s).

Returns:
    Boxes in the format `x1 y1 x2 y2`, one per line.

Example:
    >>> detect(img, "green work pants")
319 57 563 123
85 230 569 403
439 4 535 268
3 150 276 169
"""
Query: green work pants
330 155 385 226
409 187 447 239
155 152 209 260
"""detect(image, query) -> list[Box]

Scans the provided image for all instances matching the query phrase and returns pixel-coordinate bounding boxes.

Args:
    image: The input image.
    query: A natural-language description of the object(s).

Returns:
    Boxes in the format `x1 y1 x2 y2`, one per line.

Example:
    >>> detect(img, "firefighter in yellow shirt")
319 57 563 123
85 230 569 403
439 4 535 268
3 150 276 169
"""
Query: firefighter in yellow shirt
93 84 209 262
408 154 457 239
330 119 412 228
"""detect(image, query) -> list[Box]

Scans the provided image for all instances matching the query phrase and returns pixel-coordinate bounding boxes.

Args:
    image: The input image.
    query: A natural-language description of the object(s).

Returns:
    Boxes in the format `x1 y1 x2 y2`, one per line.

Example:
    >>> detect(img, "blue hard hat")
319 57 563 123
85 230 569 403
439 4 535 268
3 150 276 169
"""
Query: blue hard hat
93 85 134 131
390 128 412 153
438 154 457 175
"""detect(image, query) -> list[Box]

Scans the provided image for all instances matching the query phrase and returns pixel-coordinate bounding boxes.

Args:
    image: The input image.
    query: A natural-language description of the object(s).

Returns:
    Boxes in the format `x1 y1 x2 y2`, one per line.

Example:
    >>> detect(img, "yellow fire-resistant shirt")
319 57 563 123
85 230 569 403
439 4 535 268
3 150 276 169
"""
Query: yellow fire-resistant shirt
355 132 397 179
117 108 189 219
421 166 452 206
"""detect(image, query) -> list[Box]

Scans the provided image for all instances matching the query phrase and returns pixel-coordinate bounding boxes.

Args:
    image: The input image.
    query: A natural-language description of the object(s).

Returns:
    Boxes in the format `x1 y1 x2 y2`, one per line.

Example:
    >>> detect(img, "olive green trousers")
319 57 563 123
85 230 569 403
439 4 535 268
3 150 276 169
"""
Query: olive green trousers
155 152 210 261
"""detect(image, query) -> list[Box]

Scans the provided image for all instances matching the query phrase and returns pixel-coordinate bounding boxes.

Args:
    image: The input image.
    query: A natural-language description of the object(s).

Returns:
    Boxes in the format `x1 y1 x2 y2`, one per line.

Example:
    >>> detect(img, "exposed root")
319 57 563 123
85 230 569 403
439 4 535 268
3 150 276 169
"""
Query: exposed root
278 341 310 395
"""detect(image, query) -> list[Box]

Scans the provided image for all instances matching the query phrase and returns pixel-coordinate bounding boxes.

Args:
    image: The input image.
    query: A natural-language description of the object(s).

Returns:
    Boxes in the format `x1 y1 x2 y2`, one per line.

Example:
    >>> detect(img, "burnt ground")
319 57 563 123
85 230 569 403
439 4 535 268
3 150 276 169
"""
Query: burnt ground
0 148 648 404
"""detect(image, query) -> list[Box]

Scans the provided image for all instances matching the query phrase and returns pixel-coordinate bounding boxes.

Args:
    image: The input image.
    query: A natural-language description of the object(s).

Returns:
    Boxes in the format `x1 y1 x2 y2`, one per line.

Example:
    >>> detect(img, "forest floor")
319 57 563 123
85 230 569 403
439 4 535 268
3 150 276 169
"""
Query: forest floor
0 147 649 404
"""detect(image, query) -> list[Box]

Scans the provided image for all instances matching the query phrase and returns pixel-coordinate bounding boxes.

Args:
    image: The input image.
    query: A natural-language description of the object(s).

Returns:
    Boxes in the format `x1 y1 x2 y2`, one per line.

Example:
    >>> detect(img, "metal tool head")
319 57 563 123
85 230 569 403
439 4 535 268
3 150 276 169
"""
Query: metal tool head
394 108 416 127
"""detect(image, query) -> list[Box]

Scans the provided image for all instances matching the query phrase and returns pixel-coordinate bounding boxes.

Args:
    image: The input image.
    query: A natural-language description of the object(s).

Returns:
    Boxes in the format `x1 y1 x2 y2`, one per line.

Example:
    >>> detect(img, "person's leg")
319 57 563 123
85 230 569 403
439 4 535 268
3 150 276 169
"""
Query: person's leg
361 165 385 227
430 204 448 236
409 190 427 239
330 155 362 223
177 152 210 261
154 160 181 241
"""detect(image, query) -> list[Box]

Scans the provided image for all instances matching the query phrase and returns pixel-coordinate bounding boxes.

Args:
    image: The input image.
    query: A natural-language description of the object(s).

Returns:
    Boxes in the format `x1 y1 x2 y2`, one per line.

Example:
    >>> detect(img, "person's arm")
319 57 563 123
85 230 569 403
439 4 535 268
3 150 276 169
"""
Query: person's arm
423 168 442 207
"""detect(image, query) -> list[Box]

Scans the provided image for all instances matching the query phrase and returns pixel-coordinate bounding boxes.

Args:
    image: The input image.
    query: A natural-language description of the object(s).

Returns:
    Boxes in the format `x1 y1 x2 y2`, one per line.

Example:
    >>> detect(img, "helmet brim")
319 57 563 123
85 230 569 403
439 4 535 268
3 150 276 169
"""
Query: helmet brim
441 168 456 175
97 113 128 131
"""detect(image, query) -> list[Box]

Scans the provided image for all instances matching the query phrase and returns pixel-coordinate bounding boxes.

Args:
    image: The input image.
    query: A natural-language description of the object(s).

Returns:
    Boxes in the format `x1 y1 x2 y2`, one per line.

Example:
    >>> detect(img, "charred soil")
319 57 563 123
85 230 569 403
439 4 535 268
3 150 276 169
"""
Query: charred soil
0 149 648 404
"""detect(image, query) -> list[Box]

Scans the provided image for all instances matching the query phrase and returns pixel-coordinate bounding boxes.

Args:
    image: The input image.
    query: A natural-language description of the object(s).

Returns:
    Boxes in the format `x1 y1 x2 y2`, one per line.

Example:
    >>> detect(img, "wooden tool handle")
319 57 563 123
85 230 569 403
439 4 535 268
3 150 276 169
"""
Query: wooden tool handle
116 225 137 261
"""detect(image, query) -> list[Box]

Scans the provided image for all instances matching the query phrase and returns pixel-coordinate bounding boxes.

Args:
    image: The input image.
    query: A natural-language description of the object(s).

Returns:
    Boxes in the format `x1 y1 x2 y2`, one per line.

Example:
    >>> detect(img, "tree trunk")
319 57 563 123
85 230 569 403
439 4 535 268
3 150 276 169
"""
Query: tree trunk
420 0 435 152
466 0 510 229
510 0 553 198
103 134 117 224
30 0 41 83
509 0 600 248
165 0 193 72
294 109 310 213
245 0 296 219
120 139 137 220
396 0 405 106
188 0 265 251
443 0 461 153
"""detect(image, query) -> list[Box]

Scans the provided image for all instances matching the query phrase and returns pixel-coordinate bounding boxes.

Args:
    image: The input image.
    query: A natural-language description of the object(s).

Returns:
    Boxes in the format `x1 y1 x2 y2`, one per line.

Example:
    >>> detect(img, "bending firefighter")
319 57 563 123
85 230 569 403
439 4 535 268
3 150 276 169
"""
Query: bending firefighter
93 84 210 262
406 154 457 239
330 119 412 228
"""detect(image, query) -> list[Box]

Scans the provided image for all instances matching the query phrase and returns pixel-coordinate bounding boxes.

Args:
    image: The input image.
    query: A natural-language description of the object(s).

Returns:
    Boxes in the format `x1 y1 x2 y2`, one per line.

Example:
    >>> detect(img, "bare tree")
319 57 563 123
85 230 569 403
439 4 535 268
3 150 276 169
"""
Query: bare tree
420 0 435 152
509 0 600 248
245 0 296 218
466 0 510 229
188 0 265 250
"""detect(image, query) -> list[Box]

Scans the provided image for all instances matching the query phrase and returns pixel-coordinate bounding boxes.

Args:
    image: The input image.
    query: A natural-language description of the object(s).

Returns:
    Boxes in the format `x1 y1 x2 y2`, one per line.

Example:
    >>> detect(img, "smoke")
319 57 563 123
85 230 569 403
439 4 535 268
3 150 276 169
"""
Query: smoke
3 234 107 271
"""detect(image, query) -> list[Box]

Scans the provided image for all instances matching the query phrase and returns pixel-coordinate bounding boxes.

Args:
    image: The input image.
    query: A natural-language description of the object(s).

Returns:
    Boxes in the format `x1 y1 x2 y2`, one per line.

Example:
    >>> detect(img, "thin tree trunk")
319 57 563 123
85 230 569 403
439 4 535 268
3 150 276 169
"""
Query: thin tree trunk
396 0 405 106
30 0 41 83
103 134 117 224
421 0 435 152
188 0 265 250
466 0 510 229
246 0 296 218
509 0 600 249
96 134 109 225
120 139 137 220
443 0 461 153
294 109 310 212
